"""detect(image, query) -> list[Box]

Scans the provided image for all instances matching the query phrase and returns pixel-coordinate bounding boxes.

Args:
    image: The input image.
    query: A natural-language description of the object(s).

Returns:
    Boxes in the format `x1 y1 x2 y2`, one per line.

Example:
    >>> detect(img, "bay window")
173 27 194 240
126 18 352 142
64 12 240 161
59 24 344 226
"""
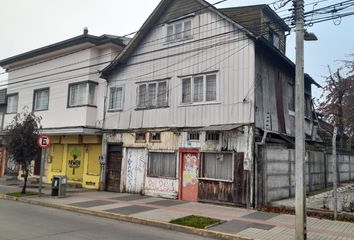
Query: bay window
68 81 97 107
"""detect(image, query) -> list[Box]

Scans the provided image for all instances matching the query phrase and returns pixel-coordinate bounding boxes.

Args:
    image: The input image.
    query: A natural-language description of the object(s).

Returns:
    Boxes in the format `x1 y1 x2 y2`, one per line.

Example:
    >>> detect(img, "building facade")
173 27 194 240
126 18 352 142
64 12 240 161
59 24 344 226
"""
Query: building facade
0 30 126 188
100 0 320 207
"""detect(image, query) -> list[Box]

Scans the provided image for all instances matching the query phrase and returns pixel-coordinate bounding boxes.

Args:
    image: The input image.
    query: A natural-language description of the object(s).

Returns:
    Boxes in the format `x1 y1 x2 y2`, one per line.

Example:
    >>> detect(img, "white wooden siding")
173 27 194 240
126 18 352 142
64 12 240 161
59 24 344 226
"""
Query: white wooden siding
105 9 255 129
4 45 119 129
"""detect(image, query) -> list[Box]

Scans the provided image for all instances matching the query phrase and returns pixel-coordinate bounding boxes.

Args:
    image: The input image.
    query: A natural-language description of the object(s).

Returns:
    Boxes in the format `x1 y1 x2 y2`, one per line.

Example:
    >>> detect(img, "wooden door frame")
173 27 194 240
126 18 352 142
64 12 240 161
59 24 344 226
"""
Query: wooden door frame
105 143 123 192
178 148 200 200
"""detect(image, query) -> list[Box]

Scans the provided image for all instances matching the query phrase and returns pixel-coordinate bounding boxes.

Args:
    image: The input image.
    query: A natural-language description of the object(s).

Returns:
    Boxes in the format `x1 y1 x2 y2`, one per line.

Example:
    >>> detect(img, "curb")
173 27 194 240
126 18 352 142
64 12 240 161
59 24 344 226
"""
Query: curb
0 193 252 240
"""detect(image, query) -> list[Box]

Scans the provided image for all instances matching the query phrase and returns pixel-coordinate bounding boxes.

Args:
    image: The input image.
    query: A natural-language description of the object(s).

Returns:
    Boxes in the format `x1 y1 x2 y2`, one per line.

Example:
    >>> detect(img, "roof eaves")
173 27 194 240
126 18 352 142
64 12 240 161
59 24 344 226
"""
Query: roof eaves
0 34 125 68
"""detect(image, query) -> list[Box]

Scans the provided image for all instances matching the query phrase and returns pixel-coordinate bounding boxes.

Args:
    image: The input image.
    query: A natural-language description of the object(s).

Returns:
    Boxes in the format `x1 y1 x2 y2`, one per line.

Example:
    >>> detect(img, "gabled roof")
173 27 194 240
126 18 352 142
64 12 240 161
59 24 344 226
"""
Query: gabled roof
0 32 126 68
100 0 254 79
100 0 319 87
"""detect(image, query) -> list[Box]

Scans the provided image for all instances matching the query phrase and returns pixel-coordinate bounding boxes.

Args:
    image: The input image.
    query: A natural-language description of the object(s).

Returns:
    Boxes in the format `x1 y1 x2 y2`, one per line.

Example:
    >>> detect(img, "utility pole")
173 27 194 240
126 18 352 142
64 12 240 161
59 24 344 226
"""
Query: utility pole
332 126 338 219
294 0 306 239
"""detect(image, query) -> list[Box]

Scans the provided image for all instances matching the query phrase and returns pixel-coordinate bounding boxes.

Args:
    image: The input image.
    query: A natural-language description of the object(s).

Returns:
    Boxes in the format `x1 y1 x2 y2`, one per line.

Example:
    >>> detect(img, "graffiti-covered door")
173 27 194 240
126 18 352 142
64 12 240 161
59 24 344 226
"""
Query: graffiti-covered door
180 149 199 201
106 144 122 192
66 145 84 181
126 148 145 194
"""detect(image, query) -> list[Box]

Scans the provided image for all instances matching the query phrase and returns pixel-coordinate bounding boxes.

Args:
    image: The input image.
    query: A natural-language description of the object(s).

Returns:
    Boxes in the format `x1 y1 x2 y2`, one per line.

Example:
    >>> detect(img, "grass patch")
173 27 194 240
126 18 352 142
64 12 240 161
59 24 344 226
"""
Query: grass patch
6 191 38 197
170 215 220 229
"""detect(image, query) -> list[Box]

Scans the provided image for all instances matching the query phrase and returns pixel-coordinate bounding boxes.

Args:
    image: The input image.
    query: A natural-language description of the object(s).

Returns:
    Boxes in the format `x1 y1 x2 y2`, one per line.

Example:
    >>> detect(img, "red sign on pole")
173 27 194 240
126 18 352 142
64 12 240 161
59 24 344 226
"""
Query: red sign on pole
37 134 51 148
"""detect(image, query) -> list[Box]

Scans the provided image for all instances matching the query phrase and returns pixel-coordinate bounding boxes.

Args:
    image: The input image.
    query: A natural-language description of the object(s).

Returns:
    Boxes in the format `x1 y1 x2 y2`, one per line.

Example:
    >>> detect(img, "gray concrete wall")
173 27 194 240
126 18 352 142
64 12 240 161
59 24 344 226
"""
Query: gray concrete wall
262 145 354 203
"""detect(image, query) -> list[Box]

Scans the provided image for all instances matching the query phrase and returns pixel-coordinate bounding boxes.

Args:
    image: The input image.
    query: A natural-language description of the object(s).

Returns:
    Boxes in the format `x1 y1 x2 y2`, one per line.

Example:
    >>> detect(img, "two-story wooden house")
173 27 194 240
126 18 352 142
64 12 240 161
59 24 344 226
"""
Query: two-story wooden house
0 29 126 188
99 0 320 207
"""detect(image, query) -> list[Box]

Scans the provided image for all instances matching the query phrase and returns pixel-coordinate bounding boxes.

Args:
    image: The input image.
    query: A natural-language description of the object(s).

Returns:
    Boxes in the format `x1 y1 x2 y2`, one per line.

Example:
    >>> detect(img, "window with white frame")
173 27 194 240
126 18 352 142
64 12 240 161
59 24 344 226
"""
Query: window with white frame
147 152 176 178
167 19 192 42
200 152 233 181
108 86 123 111
181 73 217 104
68 82 97 107
7 94 18 114
33 88 49 111
137 81 168 109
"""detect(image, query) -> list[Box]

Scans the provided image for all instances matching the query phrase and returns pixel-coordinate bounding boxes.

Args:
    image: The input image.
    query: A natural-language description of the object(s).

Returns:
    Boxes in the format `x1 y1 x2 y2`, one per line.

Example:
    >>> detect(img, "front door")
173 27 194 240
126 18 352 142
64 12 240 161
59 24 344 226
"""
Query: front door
125 148 145 194
66 145 84 181
180 150 199 201
106 144 122 192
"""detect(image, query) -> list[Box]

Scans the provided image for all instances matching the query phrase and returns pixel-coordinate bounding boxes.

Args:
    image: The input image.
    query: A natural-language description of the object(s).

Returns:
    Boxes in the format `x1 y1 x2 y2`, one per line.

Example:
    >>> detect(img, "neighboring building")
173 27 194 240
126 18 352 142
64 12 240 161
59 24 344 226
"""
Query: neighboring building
100 0 320 207
0 88 7 177
0 29 126 188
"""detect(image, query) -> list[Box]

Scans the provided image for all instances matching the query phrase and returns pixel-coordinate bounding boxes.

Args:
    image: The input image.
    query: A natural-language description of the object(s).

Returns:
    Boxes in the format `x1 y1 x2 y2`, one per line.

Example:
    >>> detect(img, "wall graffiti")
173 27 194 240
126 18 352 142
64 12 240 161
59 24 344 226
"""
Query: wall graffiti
182 153 198 187
145 178 176 192
5 157 19 175
126 148 145 193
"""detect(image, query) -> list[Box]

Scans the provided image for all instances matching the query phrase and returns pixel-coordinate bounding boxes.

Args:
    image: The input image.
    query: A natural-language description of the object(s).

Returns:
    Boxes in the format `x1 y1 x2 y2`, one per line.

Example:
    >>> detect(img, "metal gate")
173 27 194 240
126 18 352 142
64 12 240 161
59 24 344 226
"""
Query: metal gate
125 148 146 193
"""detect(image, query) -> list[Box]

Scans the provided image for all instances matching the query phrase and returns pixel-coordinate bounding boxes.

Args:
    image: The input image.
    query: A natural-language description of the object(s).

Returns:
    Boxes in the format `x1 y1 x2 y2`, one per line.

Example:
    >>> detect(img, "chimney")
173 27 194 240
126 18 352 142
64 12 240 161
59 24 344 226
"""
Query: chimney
83 27 88 36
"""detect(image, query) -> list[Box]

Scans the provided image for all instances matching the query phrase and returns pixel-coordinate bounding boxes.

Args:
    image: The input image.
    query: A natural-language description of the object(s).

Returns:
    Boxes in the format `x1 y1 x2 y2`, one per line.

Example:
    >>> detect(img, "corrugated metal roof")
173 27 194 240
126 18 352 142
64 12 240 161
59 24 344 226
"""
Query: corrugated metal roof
197 124 243 131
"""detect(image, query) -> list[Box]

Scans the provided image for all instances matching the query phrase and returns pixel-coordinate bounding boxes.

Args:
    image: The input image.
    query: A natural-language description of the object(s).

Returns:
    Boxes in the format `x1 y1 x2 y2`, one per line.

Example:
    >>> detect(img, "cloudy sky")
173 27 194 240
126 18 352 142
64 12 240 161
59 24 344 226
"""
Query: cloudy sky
0 0 353 98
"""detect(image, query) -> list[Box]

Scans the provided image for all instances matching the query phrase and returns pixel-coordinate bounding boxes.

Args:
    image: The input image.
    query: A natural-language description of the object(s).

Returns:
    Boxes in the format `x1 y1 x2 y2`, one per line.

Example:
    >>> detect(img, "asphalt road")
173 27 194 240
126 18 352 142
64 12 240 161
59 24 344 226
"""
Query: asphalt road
0 199 213 240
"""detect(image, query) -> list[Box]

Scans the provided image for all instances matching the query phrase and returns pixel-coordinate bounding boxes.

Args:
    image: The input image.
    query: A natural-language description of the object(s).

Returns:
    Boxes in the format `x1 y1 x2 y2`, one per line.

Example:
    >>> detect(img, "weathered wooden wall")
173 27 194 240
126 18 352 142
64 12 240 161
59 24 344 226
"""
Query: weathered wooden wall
198 152 248 206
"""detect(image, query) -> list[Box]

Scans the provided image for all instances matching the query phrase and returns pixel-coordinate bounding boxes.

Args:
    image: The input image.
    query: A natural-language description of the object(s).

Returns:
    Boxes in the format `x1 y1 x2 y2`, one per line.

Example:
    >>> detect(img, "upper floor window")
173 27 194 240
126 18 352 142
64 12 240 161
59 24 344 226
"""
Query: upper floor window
181 73 217 104
137 80 168 109
167 19 192 42
33 88 49 111
269 30 280 49
108 86 123 111
68 81 97 107
7 93 18 114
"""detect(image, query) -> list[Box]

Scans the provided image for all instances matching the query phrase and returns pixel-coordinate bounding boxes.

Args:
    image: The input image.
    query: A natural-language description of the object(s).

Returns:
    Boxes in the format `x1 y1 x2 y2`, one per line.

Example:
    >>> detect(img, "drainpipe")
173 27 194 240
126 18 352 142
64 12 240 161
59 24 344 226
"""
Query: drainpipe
254 130 269 208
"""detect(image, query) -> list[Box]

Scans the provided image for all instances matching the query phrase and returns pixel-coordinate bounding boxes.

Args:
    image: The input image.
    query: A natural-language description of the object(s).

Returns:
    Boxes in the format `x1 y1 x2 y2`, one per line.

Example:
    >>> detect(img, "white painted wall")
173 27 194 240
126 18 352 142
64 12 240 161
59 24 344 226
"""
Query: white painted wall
105 9 255 129
4 43 120 130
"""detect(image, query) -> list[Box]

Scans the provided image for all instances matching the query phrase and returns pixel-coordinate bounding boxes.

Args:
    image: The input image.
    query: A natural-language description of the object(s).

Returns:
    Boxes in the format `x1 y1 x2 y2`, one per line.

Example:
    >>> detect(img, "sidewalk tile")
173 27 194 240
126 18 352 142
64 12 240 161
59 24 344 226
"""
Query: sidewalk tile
131 208 190 222
70 200 114 208
110 195 151 201
242 211 279 221
105 205 156 215
147 199 187 207
209 219 275 234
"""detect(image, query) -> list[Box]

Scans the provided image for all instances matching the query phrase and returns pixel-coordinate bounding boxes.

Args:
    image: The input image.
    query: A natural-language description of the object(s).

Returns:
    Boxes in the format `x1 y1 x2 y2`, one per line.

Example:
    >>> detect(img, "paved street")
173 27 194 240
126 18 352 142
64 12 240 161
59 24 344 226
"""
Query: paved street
0 199 213 240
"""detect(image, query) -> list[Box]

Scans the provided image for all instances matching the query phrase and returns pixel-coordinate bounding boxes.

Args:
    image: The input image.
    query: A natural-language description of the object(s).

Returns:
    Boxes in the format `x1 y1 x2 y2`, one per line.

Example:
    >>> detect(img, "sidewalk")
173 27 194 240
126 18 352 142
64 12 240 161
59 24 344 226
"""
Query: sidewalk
1 183 354 240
